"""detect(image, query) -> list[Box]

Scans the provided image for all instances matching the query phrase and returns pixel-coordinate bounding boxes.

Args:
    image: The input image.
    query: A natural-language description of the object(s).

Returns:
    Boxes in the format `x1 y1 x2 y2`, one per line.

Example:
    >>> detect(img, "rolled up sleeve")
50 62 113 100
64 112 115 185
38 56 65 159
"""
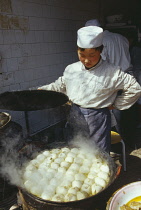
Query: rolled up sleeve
38 76 66 94
113 71 141 110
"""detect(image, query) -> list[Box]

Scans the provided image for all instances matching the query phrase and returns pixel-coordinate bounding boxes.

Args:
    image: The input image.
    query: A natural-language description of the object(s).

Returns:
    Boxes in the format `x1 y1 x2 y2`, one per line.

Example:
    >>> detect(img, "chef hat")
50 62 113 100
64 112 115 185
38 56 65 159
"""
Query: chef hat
85 19 101 27
77 26 103 48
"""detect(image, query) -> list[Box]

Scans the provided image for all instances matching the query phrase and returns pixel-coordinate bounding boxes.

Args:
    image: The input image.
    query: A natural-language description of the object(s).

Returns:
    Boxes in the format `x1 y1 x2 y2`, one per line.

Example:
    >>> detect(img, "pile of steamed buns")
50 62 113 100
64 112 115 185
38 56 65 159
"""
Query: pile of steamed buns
23 147 111 202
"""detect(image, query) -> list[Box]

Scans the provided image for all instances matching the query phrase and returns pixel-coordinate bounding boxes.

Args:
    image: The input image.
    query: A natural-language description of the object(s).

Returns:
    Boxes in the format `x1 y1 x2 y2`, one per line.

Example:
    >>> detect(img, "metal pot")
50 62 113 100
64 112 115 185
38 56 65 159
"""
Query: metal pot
0 112 11 129
18 143 121 210
106 14 123 23
18 186 113 210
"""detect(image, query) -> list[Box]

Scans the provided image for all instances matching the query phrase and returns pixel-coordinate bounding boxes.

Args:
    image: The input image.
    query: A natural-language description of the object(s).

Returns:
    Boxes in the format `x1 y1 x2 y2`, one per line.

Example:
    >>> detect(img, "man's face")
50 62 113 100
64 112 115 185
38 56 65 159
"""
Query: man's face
77 48 101 69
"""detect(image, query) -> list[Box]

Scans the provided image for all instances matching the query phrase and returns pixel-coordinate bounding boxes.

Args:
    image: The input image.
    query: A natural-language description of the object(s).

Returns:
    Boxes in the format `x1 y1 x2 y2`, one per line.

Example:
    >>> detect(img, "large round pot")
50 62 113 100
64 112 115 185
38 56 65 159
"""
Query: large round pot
18 143 121 210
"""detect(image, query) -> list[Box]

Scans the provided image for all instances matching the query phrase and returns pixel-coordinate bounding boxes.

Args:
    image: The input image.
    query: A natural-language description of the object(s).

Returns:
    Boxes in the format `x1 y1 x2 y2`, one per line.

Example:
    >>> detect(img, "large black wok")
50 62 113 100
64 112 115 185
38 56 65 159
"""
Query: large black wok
0 90 69 111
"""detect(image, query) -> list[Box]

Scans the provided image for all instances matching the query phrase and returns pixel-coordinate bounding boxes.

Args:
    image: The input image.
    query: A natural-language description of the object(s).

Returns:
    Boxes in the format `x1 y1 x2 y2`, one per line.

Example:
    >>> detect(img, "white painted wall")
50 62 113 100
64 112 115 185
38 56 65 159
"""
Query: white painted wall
0 0 101 136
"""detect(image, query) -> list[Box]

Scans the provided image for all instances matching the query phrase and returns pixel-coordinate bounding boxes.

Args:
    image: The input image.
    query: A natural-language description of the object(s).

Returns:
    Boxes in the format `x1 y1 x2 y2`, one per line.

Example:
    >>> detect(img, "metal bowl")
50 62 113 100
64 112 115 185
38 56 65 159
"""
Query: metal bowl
0 112 11 129
106 181 141 210
106 14 123 23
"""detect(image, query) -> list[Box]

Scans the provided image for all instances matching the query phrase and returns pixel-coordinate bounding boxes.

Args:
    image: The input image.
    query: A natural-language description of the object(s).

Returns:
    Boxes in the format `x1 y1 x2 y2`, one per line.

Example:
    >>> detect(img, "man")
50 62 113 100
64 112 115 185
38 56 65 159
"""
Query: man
38 26 141 153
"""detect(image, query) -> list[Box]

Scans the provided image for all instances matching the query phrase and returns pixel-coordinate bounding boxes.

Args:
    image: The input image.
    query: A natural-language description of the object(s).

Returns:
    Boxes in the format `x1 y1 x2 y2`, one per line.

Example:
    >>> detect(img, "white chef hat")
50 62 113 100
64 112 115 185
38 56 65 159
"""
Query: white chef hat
77 26 103 48
85 19 101 27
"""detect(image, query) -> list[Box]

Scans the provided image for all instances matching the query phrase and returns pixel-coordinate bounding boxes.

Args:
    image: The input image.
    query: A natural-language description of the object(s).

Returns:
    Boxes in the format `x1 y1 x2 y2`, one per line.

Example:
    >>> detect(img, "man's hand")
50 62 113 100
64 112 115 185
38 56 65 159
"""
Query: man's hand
109 105 115 110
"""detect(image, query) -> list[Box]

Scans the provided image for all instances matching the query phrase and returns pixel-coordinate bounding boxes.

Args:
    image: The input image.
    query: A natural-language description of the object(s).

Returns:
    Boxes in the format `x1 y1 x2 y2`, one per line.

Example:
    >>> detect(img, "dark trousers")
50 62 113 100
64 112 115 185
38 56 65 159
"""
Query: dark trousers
66 104 111 153
112 103 138 148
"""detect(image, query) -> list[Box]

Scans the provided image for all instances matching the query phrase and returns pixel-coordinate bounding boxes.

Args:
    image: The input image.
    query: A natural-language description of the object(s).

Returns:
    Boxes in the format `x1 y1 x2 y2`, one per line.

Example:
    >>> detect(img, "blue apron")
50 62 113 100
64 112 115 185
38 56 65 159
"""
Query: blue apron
66 104 111 153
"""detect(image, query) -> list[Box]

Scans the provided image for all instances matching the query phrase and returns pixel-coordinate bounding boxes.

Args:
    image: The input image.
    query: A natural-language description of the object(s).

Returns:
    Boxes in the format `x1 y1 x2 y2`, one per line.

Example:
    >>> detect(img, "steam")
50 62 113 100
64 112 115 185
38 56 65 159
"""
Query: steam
0 132 25 188
0 128 44 188
0 128 112 191
68 133 114 173
68 133 101 155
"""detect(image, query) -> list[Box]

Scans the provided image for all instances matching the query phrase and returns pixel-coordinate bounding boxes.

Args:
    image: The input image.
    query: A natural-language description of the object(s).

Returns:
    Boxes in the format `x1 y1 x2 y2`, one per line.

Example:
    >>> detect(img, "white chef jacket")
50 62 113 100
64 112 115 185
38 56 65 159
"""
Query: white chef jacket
101 30 132 72
39 59 141 110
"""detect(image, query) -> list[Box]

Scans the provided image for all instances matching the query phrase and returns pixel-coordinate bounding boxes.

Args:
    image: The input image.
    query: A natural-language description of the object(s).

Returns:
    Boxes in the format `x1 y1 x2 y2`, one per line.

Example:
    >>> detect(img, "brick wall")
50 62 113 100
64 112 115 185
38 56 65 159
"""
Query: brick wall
0 0 101 136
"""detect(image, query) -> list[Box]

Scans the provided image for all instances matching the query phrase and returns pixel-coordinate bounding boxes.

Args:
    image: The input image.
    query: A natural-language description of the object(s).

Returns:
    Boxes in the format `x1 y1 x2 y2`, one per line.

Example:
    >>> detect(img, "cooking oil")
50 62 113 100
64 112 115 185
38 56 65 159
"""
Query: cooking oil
126 196 141 206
